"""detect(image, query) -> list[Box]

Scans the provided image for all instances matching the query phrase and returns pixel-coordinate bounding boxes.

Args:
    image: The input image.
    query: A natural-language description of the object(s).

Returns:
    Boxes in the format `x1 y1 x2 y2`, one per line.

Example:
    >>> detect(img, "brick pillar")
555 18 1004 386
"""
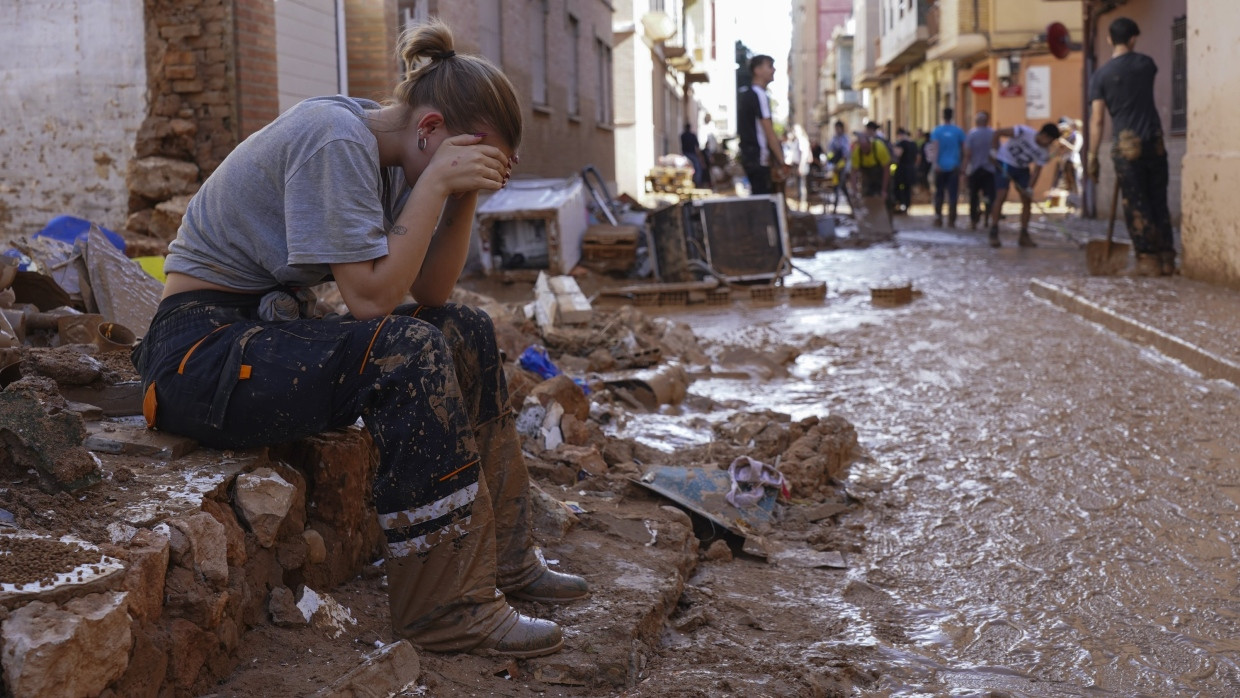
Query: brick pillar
345 0 400 102
234 0 278 138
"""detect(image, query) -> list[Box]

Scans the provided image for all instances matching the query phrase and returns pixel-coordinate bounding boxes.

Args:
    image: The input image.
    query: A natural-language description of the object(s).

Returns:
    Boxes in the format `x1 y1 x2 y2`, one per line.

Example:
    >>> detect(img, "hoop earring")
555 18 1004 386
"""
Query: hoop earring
417 129 427 151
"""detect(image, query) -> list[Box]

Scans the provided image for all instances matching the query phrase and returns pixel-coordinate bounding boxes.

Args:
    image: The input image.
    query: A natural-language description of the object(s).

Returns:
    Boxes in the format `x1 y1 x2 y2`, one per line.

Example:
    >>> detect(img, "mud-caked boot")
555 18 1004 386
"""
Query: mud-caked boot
1134 253 1162 276
509 564 590 603
1017 229 1037 247
475 411 591 602
1158 250 1177 276
988 224 1001 248
472 611 564 658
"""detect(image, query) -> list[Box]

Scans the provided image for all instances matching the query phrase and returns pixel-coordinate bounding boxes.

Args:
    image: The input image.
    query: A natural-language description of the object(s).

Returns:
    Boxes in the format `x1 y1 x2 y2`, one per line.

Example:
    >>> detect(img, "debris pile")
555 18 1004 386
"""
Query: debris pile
0 257 863 695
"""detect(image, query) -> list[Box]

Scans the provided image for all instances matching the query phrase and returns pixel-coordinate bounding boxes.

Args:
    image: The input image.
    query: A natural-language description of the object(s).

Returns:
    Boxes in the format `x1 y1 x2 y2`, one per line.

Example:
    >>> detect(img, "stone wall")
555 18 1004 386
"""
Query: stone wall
0 0 147 243
0 429 386 698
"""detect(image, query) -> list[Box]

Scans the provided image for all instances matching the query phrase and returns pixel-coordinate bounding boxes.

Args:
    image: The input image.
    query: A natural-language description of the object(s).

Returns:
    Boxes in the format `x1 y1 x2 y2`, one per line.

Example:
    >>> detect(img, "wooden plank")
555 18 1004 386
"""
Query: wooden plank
600 278 720 297
59 381 142 417
84 421 198 460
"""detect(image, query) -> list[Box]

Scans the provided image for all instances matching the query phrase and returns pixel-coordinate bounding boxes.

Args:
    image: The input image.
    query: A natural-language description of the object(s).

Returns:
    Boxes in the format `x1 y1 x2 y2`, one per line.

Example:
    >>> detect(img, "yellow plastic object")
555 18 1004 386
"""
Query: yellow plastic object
135 256 167 282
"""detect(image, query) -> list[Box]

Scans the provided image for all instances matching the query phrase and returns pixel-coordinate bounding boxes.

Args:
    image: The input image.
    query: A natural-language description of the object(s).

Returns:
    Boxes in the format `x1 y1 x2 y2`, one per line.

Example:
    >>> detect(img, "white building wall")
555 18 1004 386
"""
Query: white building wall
613 2 659 199
0 0 147 241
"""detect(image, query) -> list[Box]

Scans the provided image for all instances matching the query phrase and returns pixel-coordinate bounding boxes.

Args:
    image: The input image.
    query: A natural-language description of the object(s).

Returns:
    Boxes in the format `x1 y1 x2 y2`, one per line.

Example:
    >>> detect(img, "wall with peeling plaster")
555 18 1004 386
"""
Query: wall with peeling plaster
1180 0 1240 287
0 0 147 242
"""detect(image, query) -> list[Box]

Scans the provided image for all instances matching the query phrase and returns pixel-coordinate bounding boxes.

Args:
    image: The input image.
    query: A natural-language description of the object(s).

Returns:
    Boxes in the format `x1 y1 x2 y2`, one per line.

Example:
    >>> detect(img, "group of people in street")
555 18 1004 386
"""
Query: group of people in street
729 15 1173 272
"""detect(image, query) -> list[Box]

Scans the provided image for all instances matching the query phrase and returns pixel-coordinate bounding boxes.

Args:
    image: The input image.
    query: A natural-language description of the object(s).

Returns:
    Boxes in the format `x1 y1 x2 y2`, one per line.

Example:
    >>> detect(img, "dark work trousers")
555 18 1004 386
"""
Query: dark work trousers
1112 135 1175 256
744 162 774 195
933 169 960 223
131 290 540 651
893 167 915 210
967 168 996 226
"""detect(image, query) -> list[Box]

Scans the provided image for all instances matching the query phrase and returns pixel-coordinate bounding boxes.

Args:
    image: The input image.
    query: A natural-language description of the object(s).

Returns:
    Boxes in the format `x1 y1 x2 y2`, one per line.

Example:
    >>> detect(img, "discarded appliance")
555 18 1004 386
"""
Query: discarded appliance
476 177 588 279
636 465 777 538
689 194 791 283
647 195 791 284
646 202 695 282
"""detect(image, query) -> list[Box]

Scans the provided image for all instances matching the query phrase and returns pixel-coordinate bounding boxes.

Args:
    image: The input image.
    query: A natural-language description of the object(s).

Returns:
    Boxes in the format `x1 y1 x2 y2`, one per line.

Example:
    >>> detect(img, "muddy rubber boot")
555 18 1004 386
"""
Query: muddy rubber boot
988 224 1001 248
475 411 590 601
1158 250 1177 276
472 612 564 658
1134 253 1162 276
1017 230 1037 247
386 476 516 653
509 566 590 603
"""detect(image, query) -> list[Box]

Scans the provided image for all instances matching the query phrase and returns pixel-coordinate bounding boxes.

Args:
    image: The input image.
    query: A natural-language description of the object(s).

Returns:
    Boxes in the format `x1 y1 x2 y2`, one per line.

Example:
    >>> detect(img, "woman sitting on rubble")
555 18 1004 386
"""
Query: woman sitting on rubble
130 19 585 658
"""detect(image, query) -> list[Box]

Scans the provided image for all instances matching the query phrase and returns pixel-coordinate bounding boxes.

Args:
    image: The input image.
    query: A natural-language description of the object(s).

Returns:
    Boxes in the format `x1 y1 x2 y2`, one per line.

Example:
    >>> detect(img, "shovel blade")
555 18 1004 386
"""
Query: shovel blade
1086 239 1131 276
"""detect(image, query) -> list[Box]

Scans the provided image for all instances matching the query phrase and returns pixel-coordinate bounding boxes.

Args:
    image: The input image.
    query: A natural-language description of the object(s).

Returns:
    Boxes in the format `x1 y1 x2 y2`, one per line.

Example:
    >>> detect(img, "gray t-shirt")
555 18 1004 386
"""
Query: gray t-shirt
166 96 408 291
965 126 995 173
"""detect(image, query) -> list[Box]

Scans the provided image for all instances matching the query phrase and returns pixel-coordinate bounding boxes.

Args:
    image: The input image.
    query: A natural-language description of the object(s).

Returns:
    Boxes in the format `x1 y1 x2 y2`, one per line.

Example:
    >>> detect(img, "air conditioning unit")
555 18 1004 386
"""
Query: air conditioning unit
689 194 790 283
646 195 791 284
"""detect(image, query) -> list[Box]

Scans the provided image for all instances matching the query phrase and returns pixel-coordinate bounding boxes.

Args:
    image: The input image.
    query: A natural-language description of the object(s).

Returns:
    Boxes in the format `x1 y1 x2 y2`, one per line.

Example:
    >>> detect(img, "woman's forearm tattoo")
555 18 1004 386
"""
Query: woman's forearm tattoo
390 225 408 236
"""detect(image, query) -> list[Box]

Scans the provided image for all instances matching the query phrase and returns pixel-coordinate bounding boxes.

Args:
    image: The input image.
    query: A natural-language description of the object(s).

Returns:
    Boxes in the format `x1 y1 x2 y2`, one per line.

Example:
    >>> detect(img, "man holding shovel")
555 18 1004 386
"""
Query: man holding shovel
1087 17 1176 276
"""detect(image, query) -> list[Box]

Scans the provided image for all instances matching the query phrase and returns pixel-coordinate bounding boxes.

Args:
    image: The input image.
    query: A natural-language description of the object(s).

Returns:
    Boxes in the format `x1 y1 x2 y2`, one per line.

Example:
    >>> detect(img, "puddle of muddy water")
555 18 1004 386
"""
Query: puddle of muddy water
621 239 1240 695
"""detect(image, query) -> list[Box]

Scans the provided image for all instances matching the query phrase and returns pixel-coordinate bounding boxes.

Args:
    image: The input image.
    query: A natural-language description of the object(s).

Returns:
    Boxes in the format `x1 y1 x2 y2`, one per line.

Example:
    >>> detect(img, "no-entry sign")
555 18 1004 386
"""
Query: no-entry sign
970 69 990 94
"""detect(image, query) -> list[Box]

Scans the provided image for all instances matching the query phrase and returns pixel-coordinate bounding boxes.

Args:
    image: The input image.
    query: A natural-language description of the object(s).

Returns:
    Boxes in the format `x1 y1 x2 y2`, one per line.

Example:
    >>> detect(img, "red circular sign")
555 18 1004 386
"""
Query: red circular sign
970 69 990 94
1047 22 1072 59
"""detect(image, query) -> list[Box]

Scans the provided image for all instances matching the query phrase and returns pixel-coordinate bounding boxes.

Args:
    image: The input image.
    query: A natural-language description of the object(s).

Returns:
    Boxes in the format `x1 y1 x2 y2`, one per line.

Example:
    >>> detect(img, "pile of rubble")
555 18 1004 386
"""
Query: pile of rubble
0 250 862 695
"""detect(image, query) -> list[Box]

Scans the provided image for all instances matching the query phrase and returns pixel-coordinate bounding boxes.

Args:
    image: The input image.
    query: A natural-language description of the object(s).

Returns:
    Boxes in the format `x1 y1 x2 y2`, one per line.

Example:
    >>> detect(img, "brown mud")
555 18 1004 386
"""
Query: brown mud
7 219 1240 696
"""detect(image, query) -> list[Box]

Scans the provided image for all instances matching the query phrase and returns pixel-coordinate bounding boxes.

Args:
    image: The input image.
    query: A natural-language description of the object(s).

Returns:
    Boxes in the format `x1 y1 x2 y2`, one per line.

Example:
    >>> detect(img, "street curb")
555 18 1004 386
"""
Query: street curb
1029 278 1240 387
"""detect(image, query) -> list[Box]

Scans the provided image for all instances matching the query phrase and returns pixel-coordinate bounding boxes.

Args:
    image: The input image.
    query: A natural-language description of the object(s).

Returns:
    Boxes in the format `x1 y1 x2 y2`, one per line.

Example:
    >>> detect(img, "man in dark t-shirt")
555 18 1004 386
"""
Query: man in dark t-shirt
681 123 706 187
893 128 919 213
1087 16 1175 275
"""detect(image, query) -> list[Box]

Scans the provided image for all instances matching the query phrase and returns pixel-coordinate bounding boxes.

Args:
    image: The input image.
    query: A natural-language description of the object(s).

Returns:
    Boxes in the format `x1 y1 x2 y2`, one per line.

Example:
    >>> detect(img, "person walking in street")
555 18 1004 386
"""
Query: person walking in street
826 120 853 214
915 128 932 196
681 122 707 188
989 122 1062 247
1087 16 1176 275
737 54 788 196
962 110 996 231
131 19 586 659
702 113 721 186
893 128 919 214
850 130 891 201
1054 116 1083 204
930 108 967 227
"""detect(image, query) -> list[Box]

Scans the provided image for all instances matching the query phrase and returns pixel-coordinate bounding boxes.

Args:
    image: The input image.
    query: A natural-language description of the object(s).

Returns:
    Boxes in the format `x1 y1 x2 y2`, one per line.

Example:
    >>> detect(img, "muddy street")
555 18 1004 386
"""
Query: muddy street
617 223 1240 695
